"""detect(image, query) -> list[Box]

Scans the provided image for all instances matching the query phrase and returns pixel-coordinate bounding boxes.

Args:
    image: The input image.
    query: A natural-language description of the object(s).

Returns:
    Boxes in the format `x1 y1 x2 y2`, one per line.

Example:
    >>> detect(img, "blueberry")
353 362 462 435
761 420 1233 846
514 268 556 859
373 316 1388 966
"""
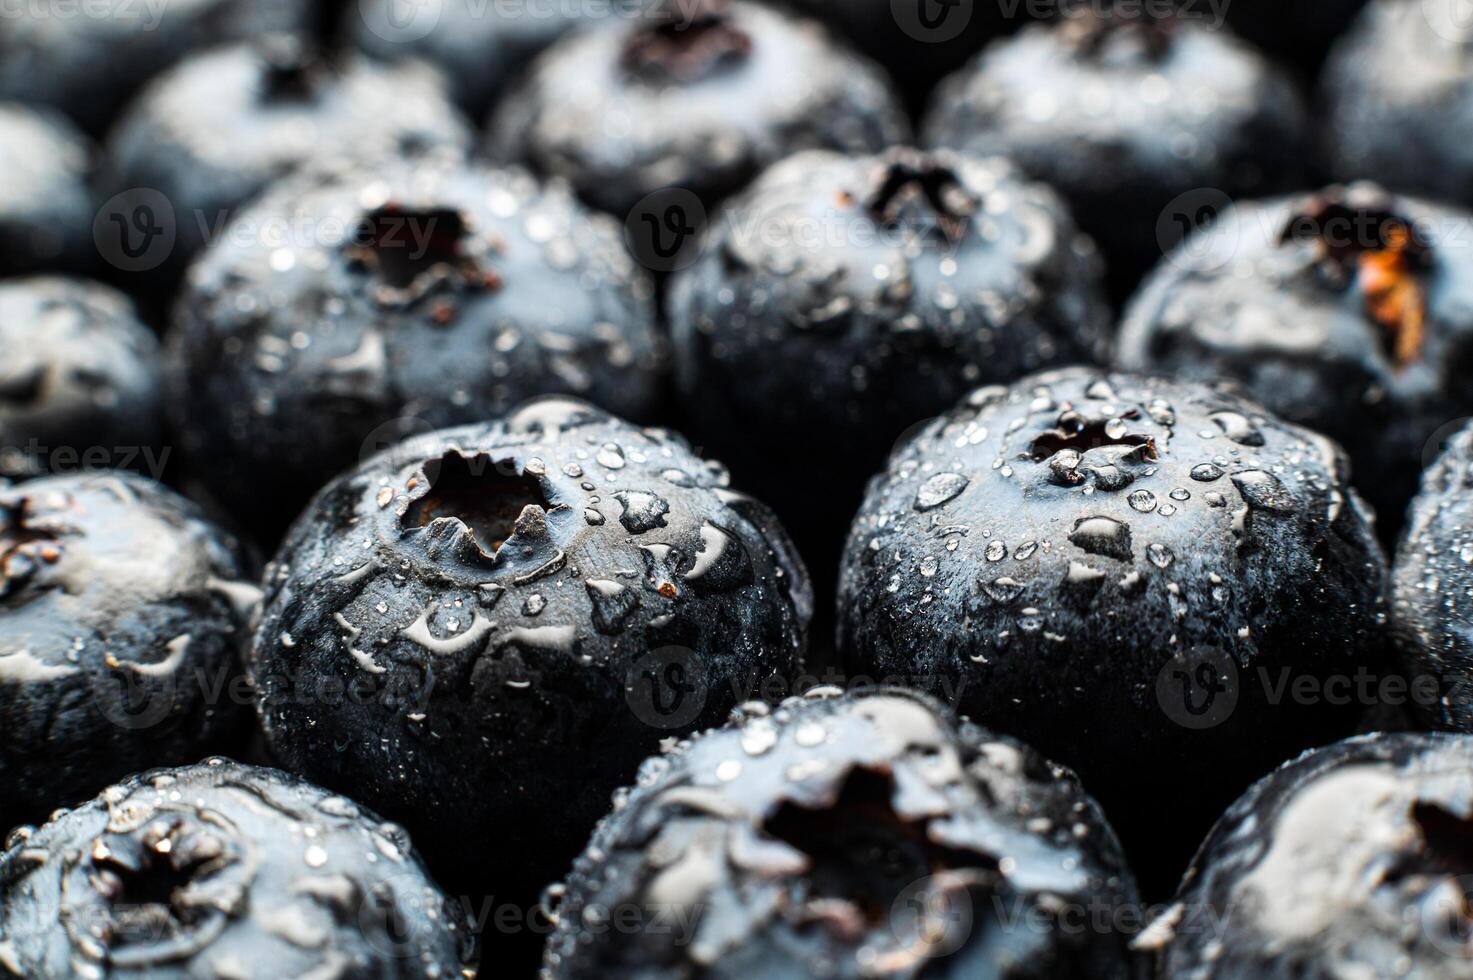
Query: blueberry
169 161 664 540
1118 183 1473 537
0 758 471 977
486 0 910 218
1324 0 1473 207
350 0 639 120
1151 732 1473 977
99 34 470 292
1394 420 1473 731
0 471 255 831
0 277 163 481
0 103 94 278
249 397 811 891
922 4 1307 297
669 147 1109 579
543 687 1144 978
836 368 1390 892
0 0 311 136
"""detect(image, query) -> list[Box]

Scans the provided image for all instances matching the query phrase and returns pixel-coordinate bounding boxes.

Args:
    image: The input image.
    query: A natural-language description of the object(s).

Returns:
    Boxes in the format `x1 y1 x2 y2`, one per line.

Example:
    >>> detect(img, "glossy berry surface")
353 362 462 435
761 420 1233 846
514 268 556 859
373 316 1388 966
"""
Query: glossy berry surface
0 103 94 278
0 0 311 135
0 471 255 831
250 397 811 888
487 0 909 216
351 0 637 119
670 147 1109 562
0 277 163 482
543 687 1143 979
1324 0 1473 208
170 162 664 538
837 368 1389 889
1118 184 1473 535
923 5 1306 295
1152 732 1473 979
0 758 471 978
102 35 471 282
1394 420 1473 731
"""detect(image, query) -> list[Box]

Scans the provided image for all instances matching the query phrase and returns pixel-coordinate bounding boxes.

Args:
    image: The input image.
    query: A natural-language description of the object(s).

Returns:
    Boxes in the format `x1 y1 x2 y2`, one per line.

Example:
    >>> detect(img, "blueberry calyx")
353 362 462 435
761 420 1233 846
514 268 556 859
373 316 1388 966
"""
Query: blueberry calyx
346 205 499 307
619 3 753 85
861 151 980 246
1028 409 1159 489
255 35 326 103
401 450 562 564
1280 187 1431 369
1058 4 1177 62
0 496 70 598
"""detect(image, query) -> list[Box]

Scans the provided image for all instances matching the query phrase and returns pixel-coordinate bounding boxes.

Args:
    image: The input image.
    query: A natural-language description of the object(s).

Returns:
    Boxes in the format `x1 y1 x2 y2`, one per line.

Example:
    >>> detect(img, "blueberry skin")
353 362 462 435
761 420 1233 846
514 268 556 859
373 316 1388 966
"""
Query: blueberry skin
0 0 311 136
0 104 94 278
100 36 472 287
1324 0 1473 208
0 472 256 831
543 687 1144 979
486 1 910 217
250 397 812 887
1117 186 1473 536
669 147 1110 530
1394 421 1473 731
0 277 163 481
0 758 472 978
349 0 635 120
1152 732 1473 979
837 368 1390 890
169 162 664 539
922 9 1307 296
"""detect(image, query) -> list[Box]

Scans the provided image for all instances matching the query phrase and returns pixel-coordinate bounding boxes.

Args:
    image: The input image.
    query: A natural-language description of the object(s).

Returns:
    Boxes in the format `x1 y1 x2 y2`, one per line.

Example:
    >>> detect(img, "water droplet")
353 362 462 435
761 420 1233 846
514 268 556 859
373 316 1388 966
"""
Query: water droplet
985 540 1008 562
614 490 670 534
1069 516 1133 561
1128 490 1157 513
1147 543 1175 568
1191 463 1223 482
915 473 969 511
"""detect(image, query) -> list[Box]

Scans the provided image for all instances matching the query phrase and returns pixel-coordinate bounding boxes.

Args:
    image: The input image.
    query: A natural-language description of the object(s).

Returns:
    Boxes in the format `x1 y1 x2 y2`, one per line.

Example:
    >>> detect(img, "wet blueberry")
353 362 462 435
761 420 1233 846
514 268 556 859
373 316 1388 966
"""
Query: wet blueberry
1149 732 1473 977
0 103 94 278
100 34 471 289
0 471 256 831
1118 183 1473 536
486 0 909 219
0 758 471 977
543 687 1144 978
0 0 311 136
350 0 638 120
1394 420 1473 731
669 147 1110 579
922 3 1307 297
0 277 163 481
1324 0 1473 208
169 161 664 540
249 397 811 893
837 368 1390 893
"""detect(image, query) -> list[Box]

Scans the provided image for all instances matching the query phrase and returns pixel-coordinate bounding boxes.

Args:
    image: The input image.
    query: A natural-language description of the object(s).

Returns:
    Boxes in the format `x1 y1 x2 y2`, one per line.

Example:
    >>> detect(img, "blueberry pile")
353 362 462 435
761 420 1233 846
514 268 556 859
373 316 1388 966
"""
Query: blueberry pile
18 0 1473 977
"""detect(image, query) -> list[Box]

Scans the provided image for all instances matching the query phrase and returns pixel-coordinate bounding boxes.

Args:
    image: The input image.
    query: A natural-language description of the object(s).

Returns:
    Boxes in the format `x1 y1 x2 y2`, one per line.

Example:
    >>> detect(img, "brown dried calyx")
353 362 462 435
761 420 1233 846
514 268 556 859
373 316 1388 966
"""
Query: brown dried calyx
0 496 71 598
860 151 980 246
1058 2 1177 61
346 205 501 306
1280 187 1432 370
620 2 752 85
